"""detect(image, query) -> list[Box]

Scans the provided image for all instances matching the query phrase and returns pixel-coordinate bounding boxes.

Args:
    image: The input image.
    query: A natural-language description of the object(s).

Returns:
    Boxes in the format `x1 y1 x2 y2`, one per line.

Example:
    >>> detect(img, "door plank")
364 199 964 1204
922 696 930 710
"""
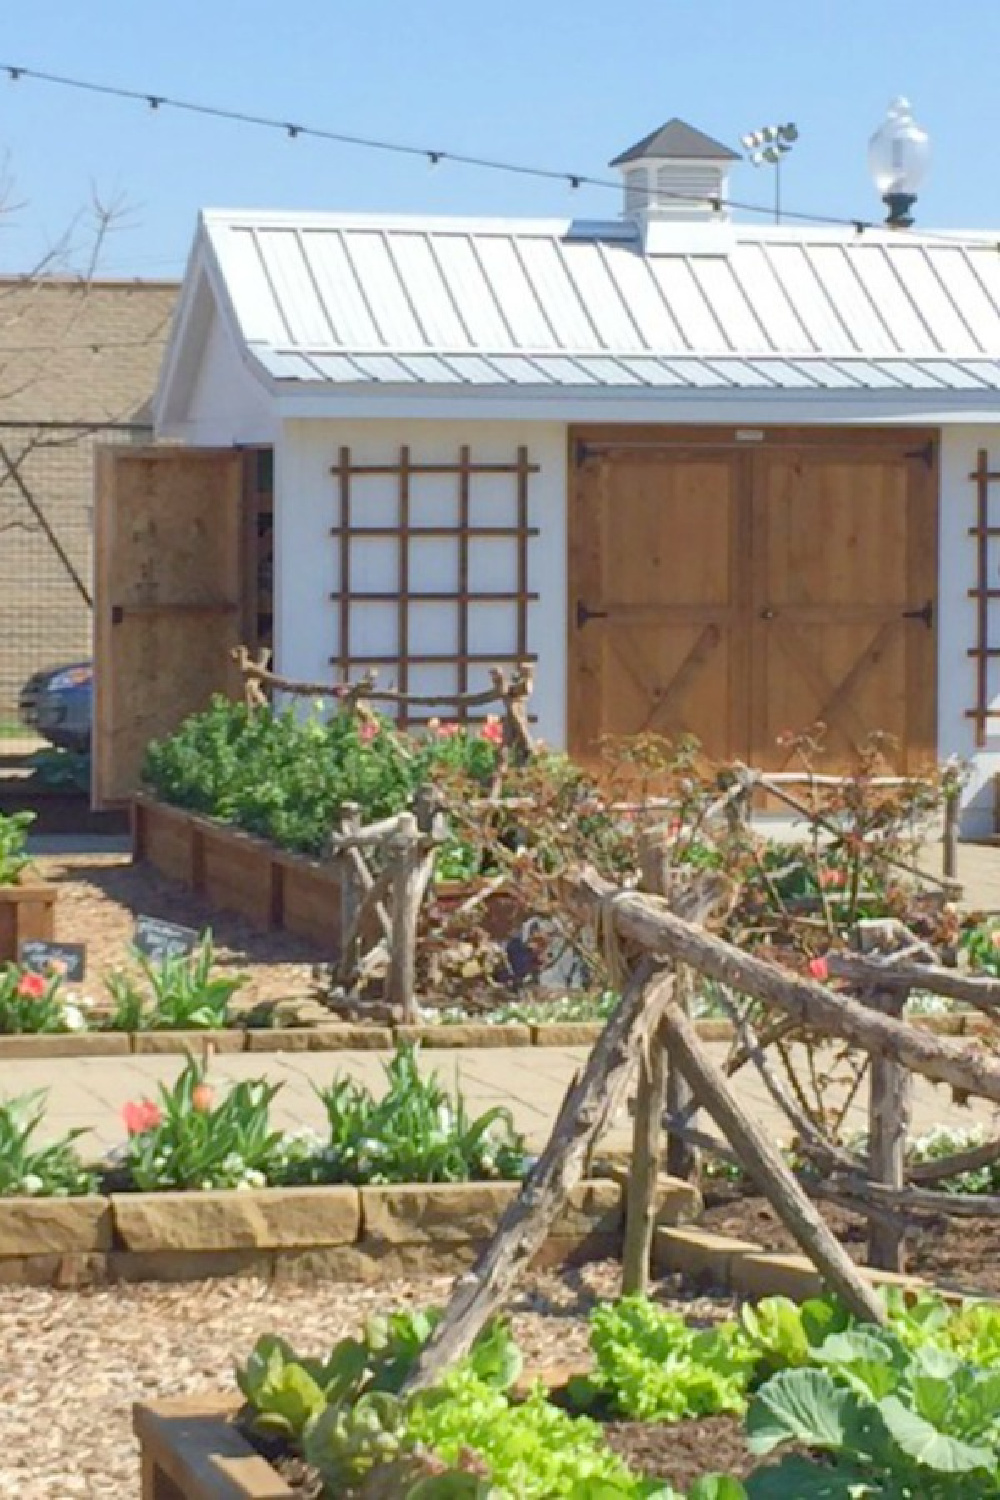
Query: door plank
93 447 245 807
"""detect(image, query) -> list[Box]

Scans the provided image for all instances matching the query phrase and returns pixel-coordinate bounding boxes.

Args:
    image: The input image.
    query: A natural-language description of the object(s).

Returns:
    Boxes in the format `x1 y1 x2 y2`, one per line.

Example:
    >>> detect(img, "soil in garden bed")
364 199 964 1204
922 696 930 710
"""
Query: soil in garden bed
255 1415 764 1495
702 1185 1000 1297
604 1414 780 1488
33 850 330 1012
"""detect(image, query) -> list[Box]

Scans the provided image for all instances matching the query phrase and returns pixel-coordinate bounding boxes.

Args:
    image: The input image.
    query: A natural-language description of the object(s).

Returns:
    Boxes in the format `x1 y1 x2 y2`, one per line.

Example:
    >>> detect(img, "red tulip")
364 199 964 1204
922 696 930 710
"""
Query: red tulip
16 972 47 1000
122 1099 163 1135
808 956 829 982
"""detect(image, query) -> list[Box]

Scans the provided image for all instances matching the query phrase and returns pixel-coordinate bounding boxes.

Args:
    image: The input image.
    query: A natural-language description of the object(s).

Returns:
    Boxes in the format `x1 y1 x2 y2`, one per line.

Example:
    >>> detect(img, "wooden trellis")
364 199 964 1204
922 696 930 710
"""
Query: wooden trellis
968 447 1000 748
331 445 539 726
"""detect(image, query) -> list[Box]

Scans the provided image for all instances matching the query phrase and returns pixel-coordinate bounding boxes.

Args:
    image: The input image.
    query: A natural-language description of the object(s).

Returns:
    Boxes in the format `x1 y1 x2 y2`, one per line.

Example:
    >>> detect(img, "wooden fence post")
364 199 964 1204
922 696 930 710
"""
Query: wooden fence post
336 803 362 984
867 987 911 1271
943 783 960 888
622 834 704 1295
386 812 422 1023
661 1000 887 1325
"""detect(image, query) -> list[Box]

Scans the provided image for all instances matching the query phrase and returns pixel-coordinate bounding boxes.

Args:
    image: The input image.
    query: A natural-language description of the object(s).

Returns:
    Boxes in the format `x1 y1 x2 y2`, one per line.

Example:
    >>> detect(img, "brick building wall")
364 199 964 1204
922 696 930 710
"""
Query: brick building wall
0 279 177 723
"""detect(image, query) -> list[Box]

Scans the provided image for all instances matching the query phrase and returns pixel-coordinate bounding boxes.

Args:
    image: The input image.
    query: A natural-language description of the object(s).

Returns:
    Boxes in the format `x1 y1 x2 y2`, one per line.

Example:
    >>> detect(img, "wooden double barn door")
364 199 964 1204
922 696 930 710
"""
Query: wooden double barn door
568 427 938 773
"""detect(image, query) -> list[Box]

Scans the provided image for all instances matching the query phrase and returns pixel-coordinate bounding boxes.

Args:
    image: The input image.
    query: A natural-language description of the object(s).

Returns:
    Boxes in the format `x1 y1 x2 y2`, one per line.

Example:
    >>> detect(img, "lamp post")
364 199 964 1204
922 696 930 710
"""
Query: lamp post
868 98 930 228
741 122 798 224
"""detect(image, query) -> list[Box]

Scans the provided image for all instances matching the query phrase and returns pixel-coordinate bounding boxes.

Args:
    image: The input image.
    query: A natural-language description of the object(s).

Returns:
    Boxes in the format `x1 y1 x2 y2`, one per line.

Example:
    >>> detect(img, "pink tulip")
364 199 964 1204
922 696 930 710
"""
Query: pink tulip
807 957 829 982
122 1099 163 1135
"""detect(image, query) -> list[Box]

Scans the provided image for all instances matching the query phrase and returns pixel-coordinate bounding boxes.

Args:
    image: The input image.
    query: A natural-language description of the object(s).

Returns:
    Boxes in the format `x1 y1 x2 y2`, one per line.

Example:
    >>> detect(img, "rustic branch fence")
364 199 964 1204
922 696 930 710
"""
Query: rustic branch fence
231 646 535 1021
403 870 1000 1389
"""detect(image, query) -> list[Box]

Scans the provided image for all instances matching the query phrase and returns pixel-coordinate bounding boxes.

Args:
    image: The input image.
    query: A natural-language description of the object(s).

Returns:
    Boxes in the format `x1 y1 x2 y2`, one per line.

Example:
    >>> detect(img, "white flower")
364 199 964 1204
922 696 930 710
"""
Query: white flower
63 1003 86 1032
20 1174 44 1196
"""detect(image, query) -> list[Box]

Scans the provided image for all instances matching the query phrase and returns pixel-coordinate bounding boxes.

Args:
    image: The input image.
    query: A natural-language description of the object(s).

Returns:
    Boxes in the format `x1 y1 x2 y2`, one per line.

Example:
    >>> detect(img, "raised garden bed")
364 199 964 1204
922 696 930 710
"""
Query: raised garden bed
0 868 56 962
133 796 341 948
134 1396 766 1500
0 1174 701 1288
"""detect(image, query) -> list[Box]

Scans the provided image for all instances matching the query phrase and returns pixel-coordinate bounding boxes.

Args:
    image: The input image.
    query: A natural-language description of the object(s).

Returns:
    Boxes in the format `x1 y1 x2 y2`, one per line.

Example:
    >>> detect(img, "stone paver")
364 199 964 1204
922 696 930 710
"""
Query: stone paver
8 1042 996 1159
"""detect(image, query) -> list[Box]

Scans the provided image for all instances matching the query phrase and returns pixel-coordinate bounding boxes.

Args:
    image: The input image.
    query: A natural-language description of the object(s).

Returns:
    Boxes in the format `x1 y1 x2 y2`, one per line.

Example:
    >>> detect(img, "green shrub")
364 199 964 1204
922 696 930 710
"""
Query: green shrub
141 697 503 857
0 810 33 885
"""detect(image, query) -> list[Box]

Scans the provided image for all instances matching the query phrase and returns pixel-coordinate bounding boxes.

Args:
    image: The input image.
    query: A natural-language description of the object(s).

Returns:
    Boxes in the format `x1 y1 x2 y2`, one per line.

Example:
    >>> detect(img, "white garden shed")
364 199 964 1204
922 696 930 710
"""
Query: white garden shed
95 119 1000 835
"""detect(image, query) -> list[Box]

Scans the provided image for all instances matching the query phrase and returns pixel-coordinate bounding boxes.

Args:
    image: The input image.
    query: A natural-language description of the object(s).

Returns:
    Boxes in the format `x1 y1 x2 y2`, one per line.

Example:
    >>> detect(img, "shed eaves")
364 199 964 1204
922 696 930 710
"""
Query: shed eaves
192 211 1000 398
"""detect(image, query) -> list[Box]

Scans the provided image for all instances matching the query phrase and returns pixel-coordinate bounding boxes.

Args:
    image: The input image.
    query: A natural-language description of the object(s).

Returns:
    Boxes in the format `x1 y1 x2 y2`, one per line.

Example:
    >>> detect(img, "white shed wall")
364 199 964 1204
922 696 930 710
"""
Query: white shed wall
939 426 1000 835
166 308 278 446
276 419 568 746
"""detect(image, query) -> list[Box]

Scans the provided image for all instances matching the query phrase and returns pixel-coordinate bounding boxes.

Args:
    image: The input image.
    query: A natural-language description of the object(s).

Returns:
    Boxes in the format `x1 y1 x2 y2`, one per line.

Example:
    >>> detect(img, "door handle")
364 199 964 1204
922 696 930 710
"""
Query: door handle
902 600 933 629
576 600 609 628
760 608 777 621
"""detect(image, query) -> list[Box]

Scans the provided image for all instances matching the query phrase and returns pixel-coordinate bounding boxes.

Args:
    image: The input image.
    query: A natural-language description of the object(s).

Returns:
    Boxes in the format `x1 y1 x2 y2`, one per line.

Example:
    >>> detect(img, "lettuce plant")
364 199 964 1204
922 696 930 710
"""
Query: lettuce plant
0 1090 94 1196
571 1296 756 1423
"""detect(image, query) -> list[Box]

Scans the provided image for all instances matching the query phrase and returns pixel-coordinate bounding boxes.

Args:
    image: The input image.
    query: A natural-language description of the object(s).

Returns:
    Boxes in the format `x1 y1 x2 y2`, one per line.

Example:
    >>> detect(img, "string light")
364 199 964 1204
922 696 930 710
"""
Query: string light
0 61 996 251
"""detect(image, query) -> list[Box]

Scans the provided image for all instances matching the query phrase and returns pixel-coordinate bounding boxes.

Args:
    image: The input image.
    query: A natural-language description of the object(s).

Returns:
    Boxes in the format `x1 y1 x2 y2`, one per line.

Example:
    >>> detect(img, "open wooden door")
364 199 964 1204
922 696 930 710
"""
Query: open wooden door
93 447 245 807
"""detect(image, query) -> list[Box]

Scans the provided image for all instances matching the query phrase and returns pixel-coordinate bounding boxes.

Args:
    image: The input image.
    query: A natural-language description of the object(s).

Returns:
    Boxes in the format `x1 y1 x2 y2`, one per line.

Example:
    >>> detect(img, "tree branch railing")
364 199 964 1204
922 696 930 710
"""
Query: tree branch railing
231 645 535 763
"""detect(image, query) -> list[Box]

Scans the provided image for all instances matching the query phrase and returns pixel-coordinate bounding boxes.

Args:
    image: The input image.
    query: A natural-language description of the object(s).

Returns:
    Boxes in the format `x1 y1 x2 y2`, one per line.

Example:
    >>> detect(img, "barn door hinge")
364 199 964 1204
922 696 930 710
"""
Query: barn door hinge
574 440 591 468
902 599 934 628
905 440 935 469
111 605 124 626
576 600 609 628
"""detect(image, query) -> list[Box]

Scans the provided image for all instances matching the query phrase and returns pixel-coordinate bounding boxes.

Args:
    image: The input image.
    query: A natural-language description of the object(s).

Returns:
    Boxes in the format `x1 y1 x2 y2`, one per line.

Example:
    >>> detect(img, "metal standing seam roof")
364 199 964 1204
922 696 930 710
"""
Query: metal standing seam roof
197 211 1000 395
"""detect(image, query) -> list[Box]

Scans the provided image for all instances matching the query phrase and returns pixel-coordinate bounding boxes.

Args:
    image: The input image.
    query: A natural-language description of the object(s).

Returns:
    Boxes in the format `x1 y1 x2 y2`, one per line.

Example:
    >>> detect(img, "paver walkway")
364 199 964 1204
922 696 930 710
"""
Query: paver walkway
11 835 1000 1158
18 1041 998 1159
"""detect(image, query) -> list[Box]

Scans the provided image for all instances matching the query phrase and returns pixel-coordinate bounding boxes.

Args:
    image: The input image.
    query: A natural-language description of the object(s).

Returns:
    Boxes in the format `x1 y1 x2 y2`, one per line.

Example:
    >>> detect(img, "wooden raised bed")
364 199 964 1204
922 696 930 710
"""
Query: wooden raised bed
135 1397 290 1500
133 795 527 953
0 869 57 961
132 795 341 949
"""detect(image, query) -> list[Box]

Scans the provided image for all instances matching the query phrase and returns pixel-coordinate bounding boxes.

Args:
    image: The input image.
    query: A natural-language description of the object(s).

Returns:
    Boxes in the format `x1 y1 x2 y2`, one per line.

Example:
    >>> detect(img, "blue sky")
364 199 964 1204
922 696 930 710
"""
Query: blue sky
0 0 994 279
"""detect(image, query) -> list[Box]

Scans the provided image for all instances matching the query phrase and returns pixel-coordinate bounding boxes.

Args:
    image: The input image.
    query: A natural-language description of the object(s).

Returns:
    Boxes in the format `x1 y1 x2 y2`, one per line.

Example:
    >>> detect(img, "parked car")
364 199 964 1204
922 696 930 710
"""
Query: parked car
18 661 92 753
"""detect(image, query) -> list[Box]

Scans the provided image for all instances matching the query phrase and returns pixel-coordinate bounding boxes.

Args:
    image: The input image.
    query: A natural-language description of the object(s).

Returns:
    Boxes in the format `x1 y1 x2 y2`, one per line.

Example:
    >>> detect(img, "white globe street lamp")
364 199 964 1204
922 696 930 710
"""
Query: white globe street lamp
868 97 930 228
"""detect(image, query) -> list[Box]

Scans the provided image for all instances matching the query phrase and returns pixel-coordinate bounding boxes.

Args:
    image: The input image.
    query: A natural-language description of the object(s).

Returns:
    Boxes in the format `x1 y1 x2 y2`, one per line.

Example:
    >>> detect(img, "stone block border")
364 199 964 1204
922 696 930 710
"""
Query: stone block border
654 1224 953 1301
0 1174 702 1288
0 1011 980 1060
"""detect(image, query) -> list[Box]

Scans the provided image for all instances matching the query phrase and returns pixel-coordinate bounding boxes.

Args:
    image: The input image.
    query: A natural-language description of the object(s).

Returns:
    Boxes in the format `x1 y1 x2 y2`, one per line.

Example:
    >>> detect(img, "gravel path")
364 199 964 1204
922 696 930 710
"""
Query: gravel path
0 1264 733 1498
